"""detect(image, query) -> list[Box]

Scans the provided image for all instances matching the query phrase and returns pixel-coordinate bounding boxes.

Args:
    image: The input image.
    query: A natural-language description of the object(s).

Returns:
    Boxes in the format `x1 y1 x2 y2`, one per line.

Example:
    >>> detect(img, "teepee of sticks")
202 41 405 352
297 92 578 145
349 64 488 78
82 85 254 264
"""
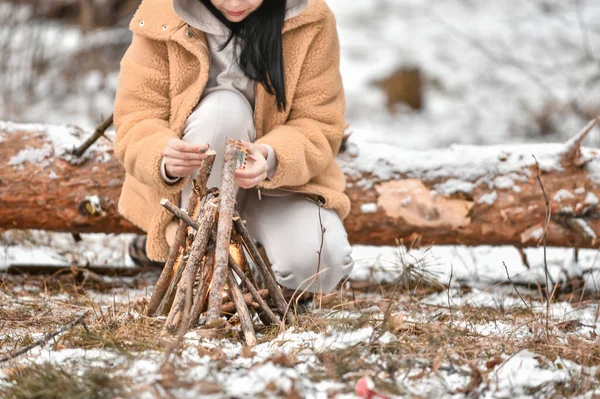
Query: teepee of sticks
146 139 292 346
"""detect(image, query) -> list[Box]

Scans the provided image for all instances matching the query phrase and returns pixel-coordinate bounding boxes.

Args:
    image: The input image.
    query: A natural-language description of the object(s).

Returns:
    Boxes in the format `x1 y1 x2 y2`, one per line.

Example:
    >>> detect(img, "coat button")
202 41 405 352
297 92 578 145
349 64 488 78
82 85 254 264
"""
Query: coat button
162 25 168 30
186 31 193 38
139 20 145 26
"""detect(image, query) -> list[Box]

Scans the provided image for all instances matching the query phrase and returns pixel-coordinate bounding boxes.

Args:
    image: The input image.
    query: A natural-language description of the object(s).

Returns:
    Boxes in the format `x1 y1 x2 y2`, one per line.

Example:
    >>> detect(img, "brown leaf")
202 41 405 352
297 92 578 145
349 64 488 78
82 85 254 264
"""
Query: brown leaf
269 352 299 368
408 369 427 380
386 312 405 332
197 345 227 361
284 382 303 399
316 352 336 379
241 345 256 359
485 355 503 370
557 319 582 333
431 352 443 373
265 381 278 391
456 362 484 394
196 382 223 395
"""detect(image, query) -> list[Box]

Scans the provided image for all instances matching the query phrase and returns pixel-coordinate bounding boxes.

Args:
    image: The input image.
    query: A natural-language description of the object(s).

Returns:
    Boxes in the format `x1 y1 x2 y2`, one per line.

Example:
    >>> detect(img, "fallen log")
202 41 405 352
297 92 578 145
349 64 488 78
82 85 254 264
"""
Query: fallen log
2 119 600 248
6 264 144 277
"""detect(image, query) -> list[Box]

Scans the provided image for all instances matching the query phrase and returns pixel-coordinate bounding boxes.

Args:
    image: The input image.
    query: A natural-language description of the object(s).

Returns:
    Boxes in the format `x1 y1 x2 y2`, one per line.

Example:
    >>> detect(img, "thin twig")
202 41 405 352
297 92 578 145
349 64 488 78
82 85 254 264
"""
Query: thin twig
72 114 113 157
312 202 326 312
161 200 200 231
503 261 535 317
447 263 454 324
533 154 551 337
0 311 88 363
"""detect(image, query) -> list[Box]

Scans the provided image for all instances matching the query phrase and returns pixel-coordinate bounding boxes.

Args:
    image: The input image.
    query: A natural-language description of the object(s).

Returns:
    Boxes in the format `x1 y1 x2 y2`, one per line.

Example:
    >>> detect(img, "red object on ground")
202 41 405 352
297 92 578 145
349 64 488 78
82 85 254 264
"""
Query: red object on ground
355 377 392 399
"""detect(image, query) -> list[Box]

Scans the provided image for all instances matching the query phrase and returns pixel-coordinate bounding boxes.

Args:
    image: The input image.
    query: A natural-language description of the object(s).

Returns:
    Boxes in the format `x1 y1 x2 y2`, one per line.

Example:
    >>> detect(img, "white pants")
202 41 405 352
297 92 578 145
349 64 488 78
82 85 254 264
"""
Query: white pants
166 90 354 293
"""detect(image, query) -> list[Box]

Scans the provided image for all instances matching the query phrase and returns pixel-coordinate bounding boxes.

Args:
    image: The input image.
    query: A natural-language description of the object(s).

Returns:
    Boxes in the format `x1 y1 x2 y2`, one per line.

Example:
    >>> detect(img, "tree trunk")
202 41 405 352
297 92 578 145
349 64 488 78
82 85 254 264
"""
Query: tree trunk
2 119 600 249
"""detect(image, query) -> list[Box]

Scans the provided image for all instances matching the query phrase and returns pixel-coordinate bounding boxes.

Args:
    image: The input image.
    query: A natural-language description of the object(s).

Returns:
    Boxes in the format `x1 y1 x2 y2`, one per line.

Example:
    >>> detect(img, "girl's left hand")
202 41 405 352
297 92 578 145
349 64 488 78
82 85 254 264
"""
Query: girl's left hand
235 141 269 189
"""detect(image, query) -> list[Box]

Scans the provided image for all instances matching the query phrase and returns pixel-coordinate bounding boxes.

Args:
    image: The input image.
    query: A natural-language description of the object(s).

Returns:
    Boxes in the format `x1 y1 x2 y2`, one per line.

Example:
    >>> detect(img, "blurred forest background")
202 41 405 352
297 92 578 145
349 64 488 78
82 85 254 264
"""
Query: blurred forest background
1 0 599 149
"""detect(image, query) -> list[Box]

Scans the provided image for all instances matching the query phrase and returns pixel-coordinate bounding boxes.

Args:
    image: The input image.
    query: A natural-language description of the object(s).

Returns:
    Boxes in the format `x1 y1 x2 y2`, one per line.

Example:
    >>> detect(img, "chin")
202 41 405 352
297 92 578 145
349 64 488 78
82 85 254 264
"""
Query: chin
225 14 248 22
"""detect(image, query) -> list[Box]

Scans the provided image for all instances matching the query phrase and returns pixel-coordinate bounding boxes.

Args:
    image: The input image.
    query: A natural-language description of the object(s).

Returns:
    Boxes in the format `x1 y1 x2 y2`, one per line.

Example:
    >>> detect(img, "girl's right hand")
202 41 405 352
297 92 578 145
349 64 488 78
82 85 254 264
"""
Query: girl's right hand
162 138 209 178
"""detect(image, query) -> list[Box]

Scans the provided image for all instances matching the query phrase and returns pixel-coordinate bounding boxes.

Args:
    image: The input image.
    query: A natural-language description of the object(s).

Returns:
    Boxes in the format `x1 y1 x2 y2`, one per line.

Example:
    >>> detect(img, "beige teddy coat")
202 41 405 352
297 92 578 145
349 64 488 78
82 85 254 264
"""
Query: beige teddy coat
113 0 349 261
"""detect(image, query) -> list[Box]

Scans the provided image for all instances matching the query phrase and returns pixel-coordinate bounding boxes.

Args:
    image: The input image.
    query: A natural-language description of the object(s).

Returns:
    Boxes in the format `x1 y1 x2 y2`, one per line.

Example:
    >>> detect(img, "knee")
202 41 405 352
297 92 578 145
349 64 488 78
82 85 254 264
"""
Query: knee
183 90 255 143
271 238 354 294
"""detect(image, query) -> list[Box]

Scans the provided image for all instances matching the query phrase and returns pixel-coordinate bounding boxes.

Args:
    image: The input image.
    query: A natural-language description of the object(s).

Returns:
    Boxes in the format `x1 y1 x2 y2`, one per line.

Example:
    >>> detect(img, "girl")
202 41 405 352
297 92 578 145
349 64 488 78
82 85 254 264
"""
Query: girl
113 0 353 294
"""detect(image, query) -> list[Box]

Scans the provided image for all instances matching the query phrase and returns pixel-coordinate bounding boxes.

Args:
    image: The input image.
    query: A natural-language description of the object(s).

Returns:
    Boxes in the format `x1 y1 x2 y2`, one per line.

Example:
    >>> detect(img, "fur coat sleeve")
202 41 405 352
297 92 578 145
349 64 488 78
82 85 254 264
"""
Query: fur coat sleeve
256 11 346 190
113 34 188 195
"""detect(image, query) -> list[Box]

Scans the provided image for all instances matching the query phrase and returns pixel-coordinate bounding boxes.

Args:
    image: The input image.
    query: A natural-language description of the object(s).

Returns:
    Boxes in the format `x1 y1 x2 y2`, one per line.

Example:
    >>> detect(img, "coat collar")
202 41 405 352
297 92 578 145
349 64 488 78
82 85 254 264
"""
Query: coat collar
129 0 327 41
173 0 309 36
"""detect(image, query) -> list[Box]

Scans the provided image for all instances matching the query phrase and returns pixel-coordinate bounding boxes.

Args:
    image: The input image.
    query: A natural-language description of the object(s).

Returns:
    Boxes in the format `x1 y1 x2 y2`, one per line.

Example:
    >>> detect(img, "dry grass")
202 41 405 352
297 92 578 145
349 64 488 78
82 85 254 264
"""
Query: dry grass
1 362 128 399
1 256 599 398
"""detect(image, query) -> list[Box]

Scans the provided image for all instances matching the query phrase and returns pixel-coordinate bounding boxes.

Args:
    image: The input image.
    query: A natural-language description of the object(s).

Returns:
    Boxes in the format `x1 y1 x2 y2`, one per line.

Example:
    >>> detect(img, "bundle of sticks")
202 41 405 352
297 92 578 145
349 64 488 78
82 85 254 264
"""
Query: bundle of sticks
146 139 292 346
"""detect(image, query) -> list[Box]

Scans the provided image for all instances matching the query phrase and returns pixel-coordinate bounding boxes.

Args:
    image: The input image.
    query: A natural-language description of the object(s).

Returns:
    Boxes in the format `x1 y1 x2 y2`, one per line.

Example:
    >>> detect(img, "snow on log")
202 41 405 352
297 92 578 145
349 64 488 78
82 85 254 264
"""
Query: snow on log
0 121 140 234
1 119 600 249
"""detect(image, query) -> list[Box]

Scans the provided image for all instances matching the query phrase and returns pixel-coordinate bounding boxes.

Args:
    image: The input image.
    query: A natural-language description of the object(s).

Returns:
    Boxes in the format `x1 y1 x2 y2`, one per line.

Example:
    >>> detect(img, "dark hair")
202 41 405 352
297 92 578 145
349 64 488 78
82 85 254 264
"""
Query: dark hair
201 0 287 111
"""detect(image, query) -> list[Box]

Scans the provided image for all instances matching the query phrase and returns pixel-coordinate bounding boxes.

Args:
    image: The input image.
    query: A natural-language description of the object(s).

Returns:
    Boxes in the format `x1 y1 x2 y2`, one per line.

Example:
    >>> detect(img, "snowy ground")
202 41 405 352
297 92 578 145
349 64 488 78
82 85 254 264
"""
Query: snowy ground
2 0 600 398
1 233 600 398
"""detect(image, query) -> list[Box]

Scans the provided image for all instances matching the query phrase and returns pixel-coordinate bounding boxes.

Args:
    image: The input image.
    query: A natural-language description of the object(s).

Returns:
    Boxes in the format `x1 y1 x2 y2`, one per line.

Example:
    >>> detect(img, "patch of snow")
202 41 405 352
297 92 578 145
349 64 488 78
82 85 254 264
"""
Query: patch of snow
434 179 475 195
553 189 575 202
8 144 53 169
360 203 378 214
529 227 544 241
477 191 498 205
571 218 597 239
584 192 599 206
494 175 515 190
492 350 569 397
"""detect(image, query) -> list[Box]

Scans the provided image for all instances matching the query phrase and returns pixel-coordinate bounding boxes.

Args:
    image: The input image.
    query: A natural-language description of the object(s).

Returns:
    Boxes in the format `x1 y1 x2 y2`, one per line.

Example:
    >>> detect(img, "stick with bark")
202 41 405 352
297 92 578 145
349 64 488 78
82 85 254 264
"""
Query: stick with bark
154 198 207 317
72 114 113 157
165 198 219 332
147 151 216 316
189 247 215 328
227 269 258 347
206 140 238 323
229 255 281 325
221 289 269 314
233 213 292 323
206 226 280 326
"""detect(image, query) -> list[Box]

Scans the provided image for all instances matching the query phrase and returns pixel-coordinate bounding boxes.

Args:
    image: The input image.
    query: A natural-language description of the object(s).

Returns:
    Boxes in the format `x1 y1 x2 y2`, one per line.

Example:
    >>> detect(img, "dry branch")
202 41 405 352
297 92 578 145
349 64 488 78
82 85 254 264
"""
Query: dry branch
6 264 144 277
206 140 238 323
229 255 281 326
221 290 269 314
165 199 218 332
72 114 113 157
233 214 291 322
147 151 215 316
227 269 257 347
189 248 215 328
